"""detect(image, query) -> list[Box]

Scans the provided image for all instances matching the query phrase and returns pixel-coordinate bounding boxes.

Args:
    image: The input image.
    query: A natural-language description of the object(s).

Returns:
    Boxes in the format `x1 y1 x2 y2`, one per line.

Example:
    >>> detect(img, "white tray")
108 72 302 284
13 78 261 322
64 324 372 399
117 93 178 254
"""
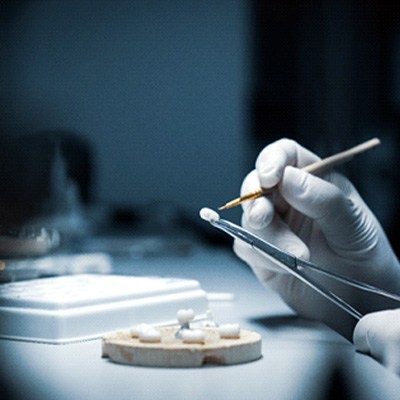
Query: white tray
0 274 208 344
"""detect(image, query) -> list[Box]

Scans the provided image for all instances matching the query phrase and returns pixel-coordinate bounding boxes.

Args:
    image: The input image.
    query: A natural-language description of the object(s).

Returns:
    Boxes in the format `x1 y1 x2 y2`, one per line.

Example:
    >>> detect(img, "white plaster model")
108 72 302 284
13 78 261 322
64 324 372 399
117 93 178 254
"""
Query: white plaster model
181 329 205 344
139 327 161 343
130 323 152 338
218 323 241 338
202 309 218 327
199 207 220 222
177 308 195 325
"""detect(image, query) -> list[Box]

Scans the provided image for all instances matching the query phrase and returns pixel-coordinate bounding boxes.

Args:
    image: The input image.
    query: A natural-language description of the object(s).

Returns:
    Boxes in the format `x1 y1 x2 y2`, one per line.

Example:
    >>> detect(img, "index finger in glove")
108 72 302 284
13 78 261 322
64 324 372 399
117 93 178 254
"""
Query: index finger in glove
255 138 320 189
240 170 275 230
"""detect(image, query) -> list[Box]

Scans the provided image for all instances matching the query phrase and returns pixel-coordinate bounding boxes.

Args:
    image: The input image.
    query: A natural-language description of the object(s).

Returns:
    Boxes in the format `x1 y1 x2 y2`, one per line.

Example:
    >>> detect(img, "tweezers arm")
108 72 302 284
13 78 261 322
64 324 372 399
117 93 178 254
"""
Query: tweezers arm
253 247 363 320
209 216 400 319
210 218 362 320
211 219 296 267
296 258 400 303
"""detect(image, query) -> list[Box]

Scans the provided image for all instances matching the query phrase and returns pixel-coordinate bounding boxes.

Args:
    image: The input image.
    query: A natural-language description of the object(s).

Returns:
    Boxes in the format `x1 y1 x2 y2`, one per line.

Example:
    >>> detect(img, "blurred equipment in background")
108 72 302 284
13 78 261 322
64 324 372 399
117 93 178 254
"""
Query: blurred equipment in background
0 131 93 239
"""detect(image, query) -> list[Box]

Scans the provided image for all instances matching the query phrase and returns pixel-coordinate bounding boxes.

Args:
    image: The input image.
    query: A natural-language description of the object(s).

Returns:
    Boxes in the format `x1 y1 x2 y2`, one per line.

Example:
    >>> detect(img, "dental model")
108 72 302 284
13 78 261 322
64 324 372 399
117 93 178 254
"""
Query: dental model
138 327 161 343
175 308 195 338
199 207 220 222
177 308 195 326
181 329 205 344
102 309 262 367
218 323 241 339
130 323 152 338
202 309 218 327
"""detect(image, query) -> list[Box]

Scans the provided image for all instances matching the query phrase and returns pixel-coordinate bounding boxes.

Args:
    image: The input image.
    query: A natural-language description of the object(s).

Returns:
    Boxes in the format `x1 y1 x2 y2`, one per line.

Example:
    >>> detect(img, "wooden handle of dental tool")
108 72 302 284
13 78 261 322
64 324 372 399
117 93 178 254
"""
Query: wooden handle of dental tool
303 137 381 174
219 137 381 209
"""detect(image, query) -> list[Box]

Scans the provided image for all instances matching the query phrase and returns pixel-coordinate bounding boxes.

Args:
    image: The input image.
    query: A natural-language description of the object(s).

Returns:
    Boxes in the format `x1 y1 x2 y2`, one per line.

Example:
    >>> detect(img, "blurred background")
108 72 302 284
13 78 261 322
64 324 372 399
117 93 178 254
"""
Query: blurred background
1 0 400 254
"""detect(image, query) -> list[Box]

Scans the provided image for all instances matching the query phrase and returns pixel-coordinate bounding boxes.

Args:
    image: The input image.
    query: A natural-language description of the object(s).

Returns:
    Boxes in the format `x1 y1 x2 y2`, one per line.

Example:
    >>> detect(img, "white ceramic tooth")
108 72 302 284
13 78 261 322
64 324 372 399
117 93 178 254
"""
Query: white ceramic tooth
130 323 152 338
177 308 195 325
199 207 220 222
181 329 205 344
139 328 161 343
218 323 241 338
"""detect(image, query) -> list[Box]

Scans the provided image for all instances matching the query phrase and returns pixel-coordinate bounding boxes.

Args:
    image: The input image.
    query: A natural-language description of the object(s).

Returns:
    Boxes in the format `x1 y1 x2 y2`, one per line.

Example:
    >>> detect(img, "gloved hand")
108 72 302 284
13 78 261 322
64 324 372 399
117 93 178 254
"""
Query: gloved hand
233 138 400 339
354 309 400 375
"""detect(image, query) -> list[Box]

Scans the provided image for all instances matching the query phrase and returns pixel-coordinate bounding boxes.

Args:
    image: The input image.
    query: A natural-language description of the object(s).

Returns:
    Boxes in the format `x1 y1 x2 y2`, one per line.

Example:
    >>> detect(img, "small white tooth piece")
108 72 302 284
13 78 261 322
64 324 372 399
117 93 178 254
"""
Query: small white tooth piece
218 323 241 339
139 328 161 343
177 308 195 325
130 323 152 338
202 309 218 327
181 329 205 344
199 207 220 222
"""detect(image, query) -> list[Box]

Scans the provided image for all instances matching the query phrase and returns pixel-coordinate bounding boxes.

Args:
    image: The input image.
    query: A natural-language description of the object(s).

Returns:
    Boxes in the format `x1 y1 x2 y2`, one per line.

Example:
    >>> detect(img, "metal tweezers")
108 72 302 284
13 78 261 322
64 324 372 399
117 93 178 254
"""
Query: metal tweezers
208 216 400 320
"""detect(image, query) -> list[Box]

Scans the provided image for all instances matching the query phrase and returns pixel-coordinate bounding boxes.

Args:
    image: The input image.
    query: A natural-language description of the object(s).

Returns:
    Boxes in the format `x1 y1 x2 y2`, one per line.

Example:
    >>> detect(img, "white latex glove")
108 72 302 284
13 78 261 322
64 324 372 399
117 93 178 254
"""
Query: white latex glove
354 309 400 375
233 138 400 339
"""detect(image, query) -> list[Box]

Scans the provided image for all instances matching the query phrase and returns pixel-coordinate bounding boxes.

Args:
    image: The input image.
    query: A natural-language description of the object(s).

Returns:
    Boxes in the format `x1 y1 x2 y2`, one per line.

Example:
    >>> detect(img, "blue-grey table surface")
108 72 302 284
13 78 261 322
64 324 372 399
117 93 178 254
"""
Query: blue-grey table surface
1 245 400 400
